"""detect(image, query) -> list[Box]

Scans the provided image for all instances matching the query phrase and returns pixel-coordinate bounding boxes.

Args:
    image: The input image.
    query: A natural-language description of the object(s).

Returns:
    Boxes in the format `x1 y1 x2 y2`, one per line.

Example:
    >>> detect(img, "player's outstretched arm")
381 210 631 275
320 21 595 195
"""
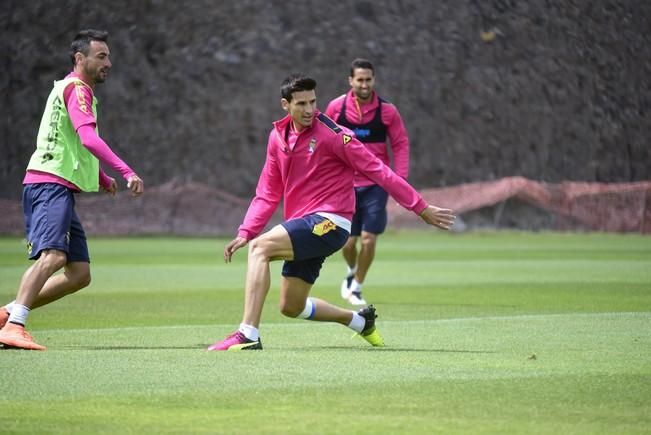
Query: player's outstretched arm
419 205 456 230
224 237 249 263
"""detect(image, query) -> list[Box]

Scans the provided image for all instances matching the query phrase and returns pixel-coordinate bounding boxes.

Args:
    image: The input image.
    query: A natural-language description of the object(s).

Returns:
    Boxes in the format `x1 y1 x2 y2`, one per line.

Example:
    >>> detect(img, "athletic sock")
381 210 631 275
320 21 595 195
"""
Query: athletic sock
3 301 15 313
346 265 357 278
347 311 365 333
297 298 316 320
350 279 363 294
238 323 259 341
7 304 30 326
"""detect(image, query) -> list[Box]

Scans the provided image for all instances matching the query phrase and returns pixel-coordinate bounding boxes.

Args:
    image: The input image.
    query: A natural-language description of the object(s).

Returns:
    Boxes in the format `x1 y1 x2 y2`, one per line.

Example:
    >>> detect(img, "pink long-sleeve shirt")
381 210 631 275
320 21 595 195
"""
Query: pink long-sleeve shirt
23 72 135 190
324 90 409 187
237 112 427 240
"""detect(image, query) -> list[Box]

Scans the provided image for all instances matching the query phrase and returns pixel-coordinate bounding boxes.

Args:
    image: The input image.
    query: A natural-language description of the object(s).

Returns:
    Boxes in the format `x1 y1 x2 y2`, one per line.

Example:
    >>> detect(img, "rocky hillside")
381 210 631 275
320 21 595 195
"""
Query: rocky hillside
1 0 650 200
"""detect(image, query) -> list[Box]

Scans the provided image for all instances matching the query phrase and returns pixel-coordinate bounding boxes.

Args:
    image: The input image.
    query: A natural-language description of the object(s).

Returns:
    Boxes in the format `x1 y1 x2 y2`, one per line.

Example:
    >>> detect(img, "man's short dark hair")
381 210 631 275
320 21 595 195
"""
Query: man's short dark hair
349 58 375 77
69 29 109 66
280 74 317 102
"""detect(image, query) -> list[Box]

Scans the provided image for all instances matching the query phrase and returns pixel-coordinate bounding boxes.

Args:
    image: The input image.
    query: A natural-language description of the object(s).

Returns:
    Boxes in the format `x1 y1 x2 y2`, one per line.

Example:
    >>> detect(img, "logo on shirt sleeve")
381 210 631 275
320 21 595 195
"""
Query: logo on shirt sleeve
75 84 89 114
342 134 352 145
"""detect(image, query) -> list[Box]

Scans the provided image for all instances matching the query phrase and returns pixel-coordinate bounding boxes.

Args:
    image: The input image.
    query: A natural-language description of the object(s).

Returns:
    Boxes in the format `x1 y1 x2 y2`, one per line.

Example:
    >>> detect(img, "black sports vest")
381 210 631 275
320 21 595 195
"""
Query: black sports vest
336 96 387 143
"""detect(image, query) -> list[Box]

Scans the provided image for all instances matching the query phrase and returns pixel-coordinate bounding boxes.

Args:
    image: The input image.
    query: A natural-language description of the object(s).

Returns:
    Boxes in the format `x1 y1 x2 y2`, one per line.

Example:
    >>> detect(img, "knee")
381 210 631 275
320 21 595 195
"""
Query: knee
67 263 91 291
76 270 91 289
38 250 67 273
279 299 304 318
248 238 271 261
360 234 377 249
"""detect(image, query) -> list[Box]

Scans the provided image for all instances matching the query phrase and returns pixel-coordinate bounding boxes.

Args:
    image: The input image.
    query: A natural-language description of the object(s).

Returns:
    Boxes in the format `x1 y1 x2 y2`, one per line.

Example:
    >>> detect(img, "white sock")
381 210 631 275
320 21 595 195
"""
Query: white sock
3 301 15 313
348 311 365 333
238 323 259 341
297 298 316 320
350 279 363 294
8 304 30 326
347 265 357 277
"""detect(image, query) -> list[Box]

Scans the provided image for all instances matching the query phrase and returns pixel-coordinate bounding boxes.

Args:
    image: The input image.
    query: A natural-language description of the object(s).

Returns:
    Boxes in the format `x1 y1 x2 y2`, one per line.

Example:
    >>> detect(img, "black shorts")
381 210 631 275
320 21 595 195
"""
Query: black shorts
281 214 350 284
350 185 389 236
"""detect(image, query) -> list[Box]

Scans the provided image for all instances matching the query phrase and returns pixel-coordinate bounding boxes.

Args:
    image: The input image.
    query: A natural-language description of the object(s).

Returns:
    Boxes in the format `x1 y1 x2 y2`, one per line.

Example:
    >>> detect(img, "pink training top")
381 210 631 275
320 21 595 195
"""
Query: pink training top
324 90 409 187
23 72 136 191
237 111 427 240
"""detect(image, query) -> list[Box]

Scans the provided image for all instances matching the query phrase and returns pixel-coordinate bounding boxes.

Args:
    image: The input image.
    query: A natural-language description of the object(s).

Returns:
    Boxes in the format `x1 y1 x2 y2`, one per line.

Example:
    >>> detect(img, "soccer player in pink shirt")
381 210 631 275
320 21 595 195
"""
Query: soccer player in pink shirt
325 58 410 305
0 30 144 351
207 74 454 351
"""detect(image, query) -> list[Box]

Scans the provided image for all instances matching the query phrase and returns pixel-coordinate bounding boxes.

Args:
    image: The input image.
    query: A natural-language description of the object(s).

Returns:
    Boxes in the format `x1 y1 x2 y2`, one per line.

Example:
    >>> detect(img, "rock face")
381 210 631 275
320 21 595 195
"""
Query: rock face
2 0 650 201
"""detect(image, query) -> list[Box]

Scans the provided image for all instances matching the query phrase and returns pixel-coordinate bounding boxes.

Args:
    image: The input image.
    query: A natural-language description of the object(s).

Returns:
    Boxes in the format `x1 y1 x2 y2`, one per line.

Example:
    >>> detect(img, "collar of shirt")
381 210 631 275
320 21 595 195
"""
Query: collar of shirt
274 112 320 151
347 90 378 123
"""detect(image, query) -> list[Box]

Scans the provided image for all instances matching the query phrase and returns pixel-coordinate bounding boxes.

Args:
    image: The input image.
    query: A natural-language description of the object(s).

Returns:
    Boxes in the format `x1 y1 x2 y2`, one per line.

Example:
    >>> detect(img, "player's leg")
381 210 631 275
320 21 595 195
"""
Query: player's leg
1 250 68 321
30 207 91 309
277 215 384 346
0 184 74 351
206 224 294 351
340 235 358 299
348 185 389 305
340 188 363 300
279 276 384 347
355 230 378 284
29 261 90 309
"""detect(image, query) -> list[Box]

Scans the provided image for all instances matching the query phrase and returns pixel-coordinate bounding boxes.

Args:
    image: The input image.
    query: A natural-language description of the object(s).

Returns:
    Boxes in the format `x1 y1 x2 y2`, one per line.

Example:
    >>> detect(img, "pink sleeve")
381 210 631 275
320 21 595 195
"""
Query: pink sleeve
98 169 112 190
64 82 98 131
383 104 410 179
335 134 426 214
77 125 136 181
64 83 136 181
237 133 283 240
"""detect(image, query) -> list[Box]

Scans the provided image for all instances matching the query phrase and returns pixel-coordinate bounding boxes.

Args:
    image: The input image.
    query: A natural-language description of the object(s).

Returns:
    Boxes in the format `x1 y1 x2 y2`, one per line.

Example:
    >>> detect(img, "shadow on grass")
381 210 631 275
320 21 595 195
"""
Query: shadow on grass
281 345 496 353
54 345 207 350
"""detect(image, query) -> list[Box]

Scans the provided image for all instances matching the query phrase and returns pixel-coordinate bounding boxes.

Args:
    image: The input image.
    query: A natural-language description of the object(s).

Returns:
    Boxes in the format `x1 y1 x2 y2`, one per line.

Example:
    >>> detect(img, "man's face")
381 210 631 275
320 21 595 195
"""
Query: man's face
349 68 375 101
78 40 112 84
282 89 317 130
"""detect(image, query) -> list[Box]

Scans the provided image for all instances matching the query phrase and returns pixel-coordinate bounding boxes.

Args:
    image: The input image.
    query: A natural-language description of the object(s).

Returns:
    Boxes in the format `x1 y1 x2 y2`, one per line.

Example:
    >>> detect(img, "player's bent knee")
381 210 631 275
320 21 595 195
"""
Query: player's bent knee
279 302 302 318
38 250 67 273
281 297 316 319
248 238 272 261
76 271 91 289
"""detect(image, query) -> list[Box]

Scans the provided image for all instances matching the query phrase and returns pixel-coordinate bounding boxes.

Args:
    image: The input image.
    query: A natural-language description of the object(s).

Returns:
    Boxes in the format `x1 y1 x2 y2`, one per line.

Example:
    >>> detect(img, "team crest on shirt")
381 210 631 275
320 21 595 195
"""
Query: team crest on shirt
312 219 337 236
342 134 352 145
308 138 317 153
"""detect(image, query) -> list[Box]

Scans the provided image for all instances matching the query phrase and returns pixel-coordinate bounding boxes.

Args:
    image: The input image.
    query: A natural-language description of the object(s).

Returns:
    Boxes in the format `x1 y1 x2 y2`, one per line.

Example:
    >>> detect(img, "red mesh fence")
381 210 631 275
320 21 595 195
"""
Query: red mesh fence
388 176 651 233
1 177 649 235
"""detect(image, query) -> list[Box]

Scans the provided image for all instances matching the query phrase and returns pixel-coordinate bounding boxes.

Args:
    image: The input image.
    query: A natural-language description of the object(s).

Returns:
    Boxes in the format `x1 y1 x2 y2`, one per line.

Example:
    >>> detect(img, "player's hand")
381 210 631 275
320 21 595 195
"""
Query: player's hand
419 205 456 230
101 177 118 196
126 175 144 196
224 237 248 263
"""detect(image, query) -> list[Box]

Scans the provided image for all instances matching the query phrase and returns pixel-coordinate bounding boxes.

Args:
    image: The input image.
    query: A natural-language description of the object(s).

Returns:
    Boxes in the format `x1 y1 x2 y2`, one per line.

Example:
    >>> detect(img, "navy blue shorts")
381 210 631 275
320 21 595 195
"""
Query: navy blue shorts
281 214 350 284
23 183 90 262
350 185 389 236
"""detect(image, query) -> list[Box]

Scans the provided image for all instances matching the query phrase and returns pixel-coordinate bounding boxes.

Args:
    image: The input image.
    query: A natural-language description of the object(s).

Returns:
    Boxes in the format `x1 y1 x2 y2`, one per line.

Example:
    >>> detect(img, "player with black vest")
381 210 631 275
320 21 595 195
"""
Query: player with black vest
325 59 410 305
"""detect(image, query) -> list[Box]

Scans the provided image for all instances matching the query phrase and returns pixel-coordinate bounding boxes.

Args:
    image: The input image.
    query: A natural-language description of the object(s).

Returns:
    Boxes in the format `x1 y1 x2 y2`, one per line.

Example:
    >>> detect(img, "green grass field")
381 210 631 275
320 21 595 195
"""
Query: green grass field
0 231 650 434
